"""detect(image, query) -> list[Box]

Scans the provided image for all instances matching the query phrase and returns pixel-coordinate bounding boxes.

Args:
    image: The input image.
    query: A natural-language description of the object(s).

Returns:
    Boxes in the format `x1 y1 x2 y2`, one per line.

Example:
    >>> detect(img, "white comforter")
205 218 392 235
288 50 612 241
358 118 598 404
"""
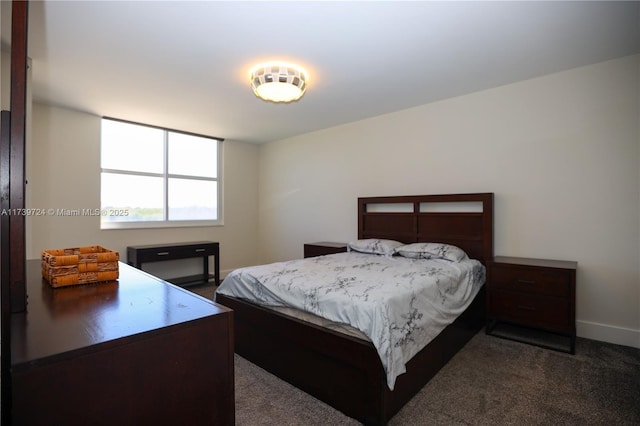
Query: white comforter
216 252 484 390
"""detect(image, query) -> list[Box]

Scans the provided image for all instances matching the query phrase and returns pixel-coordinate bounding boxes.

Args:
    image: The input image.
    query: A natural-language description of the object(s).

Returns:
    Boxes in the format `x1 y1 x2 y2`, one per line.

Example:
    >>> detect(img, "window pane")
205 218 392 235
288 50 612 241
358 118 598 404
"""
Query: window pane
101 173 164 222
168 178 217 220
168 132 217 178
101 119 164 173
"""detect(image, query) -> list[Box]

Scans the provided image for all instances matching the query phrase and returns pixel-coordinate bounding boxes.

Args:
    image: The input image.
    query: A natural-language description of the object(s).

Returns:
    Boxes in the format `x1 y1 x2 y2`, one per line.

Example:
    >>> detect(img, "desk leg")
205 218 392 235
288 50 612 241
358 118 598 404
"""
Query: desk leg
214 247 220 285
203 256 209 285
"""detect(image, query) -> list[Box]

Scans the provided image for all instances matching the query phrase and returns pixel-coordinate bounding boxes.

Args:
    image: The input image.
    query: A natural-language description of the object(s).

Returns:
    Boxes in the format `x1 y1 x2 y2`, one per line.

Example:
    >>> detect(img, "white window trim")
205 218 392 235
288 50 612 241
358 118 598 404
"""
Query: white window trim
100 118 224 230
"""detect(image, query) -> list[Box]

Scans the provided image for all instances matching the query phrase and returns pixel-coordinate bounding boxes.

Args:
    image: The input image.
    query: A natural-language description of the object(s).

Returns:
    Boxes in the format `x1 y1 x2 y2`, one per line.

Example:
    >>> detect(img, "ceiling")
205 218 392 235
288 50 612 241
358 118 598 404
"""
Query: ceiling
6 1 640 143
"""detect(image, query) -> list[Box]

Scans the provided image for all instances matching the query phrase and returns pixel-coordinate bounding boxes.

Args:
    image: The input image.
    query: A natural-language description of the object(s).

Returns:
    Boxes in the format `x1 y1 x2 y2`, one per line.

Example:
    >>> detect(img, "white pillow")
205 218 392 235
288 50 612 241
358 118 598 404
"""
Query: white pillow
394 242 468 262
347 239 405 256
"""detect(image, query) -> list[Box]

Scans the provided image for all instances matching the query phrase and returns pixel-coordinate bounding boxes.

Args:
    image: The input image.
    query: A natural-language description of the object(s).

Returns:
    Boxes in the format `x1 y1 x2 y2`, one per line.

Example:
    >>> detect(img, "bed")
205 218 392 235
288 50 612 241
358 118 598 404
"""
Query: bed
215 193 493 425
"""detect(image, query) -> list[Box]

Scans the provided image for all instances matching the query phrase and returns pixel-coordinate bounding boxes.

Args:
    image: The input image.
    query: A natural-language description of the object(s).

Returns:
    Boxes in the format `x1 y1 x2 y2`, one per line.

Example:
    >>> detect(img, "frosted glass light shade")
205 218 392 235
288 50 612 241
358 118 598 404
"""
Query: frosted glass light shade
250 62 307 103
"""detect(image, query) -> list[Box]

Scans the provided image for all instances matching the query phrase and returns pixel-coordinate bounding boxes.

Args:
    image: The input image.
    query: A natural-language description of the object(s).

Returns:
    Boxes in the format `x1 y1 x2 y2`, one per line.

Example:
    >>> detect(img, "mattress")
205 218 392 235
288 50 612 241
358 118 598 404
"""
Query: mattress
215 251 484 389
268 305 370 341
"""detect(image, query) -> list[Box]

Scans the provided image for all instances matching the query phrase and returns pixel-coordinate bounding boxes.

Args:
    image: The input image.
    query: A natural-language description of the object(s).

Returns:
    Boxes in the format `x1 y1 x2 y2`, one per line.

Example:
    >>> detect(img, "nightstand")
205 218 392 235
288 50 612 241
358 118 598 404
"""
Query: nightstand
486 256 577 354
304 242 348 258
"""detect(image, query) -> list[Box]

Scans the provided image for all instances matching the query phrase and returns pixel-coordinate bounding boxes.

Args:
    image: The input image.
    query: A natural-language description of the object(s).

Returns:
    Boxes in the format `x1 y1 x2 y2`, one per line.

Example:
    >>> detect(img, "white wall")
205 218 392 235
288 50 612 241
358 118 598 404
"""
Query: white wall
28 104 260 279
1 50 9 110
258 55 640 348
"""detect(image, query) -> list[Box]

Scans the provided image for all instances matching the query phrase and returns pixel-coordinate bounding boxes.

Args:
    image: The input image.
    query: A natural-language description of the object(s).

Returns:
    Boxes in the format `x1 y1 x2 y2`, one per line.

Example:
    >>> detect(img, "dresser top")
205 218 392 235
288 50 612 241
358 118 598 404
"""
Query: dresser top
493 256 577 270
127 241 218 250
11 259 229 367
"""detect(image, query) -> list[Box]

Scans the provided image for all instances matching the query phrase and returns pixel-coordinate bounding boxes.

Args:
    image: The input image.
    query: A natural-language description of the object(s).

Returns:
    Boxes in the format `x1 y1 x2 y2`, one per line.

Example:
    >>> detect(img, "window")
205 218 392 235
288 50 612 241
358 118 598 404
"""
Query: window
100 118 223 229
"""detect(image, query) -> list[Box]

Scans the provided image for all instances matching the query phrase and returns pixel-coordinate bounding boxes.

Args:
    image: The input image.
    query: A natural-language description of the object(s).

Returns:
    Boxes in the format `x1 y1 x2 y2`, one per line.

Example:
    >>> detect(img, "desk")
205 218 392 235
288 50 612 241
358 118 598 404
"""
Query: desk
11 260 234 426
127 241 220 286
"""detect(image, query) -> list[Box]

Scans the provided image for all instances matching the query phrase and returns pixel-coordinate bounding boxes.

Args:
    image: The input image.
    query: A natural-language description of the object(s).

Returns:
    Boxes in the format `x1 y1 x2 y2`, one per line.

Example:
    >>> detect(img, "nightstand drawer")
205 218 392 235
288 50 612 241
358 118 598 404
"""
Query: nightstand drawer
489 290 570 330
491 264 570 297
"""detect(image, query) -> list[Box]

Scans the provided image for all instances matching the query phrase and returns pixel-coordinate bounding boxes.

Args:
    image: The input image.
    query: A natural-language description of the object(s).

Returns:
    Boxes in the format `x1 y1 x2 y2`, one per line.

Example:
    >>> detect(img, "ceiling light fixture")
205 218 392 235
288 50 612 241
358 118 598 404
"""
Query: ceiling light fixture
249 62 308 103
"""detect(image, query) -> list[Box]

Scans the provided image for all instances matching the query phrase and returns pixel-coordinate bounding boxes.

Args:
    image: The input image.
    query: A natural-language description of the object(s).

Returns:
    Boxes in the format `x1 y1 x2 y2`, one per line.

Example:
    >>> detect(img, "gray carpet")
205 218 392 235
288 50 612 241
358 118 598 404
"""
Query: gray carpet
189 284 640 425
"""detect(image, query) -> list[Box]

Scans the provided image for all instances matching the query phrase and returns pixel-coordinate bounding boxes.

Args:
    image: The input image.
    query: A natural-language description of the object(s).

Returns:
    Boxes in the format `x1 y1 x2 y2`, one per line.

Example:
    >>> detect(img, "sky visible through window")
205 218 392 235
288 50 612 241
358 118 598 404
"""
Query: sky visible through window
100 119 219 226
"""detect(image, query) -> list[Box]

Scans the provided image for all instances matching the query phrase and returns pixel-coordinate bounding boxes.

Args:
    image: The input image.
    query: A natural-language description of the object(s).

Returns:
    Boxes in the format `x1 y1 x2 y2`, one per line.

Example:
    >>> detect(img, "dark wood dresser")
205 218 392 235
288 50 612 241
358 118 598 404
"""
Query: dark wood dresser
303 242 348 258
486 256 577 353
10 260 234 426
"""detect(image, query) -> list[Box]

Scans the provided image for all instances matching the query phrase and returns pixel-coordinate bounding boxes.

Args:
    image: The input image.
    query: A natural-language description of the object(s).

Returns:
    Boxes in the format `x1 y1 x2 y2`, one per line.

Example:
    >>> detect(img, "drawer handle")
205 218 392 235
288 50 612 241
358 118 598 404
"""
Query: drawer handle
156 252 170 256
516 279 536 285
195 248 206 252
517 305 536 311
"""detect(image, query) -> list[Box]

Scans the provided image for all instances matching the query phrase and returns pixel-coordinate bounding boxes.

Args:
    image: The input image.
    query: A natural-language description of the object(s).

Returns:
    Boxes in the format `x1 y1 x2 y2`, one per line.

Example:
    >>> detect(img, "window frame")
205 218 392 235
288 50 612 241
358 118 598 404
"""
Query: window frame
100 117 224 230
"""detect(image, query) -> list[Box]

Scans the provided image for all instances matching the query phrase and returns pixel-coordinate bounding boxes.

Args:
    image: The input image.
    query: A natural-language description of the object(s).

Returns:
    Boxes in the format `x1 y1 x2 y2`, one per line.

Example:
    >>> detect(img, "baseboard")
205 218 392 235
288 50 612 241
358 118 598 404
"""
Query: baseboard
577 320 640 349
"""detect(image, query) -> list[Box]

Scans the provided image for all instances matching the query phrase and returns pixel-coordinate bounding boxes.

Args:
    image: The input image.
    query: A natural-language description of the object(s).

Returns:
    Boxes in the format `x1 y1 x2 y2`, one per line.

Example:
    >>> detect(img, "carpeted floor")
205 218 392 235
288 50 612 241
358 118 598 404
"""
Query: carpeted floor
189 284 640 426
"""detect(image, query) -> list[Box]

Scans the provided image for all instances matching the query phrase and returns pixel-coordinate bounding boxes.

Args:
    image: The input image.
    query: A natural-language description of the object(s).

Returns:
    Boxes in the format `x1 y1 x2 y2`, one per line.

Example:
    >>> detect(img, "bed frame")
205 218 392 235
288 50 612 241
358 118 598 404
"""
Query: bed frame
216 193 493 425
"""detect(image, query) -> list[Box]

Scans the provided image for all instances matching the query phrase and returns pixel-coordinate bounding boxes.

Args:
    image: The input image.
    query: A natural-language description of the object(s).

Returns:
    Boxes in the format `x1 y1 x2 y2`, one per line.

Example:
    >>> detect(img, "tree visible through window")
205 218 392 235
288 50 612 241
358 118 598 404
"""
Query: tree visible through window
100 118 222 229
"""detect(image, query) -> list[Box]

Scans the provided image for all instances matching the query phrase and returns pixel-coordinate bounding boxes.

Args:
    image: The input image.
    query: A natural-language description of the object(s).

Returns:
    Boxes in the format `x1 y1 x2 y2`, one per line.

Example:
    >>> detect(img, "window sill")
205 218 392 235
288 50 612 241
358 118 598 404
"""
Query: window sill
100 220 223 230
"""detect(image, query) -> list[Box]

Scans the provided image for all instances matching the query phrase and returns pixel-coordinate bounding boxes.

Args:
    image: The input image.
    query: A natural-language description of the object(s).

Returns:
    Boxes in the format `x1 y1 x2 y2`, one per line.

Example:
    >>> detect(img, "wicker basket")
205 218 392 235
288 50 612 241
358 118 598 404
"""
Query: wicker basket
42 246 119 288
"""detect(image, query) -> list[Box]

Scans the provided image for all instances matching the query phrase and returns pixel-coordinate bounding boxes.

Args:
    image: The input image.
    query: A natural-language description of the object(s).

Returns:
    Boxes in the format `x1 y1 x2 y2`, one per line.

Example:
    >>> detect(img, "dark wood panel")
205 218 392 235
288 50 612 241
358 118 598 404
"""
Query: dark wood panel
488 290 570 330
491 264 570 297
217 286 484 425
11 260 235 425
219 293 383 423
359 193 493 265
12 314 233 426
12 261 229 364
3 2 30 422
417 213 483 239
304 242 348 258
1 110 12 425
9 0 29 314
494 256 578 270
486 256 577 353
361 213 416 241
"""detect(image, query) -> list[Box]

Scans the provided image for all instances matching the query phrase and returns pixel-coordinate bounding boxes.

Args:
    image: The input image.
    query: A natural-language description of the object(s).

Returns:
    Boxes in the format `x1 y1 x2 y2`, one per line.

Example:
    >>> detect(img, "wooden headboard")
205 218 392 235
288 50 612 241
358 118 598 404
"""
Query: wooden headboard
358 193 494 265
